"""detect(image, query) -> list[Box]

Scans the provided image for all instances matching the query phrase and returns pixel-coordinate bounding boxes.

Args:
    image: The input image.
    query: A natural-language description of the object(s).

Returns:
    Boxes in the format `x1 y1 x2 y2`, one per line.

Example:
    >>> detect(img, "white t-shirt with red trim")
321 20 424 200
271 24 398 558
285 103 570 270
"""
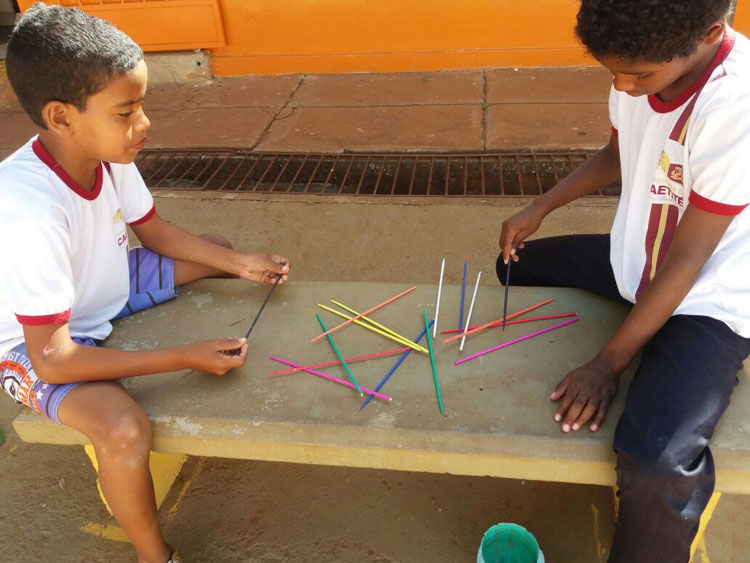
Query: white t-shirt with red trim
609 28 750 337
0 137 156 357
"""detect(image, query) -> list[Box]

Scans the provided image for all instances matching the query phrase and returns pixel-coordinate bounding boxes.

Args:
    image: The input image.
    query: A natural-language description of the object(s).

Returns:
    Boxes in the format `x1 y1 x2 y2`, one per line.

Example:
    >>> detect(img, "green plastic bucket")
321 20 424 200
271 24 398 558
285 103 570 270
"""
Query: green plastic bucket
477 523 545 563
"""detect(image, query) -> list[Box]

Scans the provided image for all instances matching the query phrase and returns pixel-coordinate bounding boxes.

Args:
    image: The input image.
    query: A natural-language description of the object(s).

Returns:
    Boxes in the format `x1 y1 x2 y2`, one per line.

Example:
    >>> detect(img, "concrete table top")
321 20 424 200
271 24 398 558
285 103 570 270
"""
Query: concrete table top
14 280 750 493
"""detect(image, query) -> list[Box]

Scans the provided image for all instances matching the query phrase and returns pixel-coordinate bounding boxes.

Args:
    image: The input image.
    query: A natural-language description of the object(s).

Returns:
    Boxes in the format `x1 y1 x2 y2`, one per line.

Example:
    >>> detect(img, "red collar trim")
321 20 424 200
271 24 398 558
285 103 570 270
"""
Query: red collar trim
648 28 736 114
31 139 103 201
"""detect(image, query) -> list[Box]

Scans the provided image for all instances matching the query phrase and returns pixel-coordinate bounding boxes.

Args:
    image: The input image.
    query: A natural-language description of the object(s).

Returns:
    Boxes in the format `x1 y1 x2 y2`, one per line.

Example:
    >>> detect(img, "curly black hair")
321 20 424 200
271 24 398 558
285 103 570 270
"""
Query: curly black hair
6 2 143 129
576 0 732 62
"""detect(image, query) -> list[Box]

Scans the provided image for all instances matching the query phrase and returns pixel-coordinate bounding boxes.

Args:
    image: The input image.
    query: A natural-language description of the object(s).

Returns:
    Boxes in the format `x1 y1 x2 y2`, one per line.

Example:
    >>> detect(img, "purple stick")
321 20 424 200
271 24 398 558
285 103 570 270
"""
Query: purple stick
269 356 392 402
455 317 579 365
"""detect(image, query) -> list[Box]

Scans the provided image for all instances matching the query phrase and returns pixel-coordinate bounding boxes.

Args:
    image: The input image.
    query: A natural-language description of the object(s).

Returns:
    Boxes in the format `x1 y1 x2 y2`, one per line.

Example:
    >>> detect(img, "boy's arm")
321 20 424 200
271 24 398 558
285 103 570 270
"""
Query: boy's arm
130 213 289 283
24 322 248 385
499 133 620 263
551 204 736 432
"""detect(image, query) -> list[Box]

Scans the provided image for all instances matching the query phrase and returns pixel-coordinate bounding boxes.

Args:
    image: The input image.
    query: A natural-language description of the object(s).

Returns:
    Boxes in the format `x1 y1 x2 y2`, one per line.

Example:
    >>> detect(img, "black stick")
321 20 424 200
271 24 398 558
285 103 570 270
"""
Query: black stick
245 275 281 339
502 259 511 331
223 275 281 356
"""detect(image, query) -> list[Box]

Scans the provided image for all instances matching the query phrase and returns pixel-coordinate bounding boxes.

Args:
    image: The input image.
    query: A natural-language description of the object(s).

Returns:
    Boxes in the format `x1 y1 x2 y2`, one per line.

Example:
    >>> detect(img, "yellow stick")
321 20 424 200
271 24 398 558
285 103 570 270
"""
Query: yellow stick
318 304 428 354
330 299 429 354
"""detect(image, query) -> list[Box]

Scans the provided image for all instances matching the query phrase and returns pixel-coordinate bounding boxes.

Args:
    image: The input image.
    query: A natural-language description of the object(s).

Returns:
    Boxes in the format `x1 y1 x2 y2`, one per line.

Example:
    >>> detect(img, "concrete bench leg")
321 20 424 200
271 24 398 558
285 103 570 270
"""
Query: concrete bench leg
612 486 720 561
83 444 187 516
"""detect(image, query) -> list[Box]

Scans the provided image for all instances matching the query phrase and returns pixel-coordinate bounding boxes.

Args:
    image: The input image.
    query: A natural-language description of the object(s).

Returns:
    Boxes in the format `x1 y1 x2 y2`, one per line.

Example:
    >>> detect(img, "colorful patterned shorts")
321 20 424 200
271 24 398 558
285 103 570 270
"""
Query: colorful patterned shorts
0 247 176 424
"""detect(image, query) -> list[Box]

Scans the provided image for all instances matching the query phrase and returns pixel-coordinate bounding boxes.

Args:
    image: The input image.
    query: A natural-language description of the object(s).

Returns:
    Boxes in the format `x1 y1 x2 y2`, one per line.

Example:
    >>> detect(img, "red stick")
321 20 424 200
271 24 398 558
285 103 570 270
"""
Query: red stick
267 346 410 375
442 297 555 344
440 312 577 334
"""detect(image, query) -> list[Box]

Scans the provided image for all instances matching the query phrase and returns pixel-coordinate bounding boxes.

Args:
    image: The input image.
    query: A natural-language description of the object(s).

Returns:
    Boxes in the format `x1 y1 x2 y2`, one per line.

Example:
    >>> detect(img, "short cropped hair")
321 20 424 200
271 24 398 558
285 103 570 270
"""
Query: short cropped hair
576 0 732 62
6 2 144 128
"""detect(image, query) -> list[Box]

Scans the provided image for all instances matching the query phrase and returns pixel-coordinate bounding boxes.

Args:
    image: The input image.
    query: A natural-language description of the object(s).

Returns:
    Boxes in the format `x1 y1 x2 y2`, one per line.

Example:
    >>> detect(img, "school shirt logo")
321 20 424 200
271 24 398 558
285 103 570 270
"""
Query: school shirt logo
113 208 128 247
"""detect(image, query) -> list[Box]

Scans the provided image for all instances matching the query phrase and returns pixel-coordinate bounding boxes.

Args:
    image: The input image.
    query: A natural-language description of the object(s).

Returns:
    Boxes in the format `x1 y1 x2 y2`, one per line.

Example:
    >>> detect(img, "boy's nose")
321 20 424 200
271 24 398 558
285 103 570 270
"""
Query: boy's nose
612 74 636 93
138 109 151 131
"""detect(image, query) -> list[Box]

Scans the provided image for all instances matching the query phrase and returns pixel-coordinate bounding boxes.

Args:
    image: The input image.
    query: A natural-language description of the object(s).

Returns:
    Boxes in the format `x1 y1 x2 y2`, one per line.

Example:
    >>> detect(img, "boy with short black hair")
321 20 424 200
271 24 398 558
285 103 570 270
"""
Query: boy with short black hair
0 3 289 562
498 0 749 560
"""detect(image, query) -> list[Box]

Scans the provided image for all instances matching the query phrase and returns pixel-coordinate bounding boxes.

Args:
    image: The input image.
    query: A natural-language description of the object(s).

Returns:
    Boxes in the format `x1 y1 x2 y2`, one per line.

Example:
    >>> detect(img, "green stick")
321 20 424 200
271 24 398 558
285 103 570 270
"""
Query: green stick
424 309 444 415
316 314 363 396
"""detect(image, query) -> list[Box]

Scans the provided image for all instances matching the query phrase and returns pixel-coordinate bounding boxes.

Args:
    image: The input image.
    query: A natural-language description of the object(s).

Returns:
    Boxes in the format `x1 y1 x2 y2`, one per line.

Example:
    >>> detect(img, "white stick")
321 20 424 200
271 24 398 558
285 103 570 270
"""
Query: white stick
460 271 482 352
433 258 446 338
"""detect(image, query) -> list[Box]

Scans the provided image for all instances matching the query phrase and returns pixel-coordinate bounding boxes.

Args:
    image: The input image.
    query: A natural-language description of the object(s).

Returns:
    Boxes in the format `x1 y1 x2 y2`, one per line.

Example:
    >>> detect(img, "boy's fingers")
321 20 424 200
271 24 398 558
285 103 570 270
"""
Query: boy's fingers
553 388 576 422
572 401 598 431
550 376 570 401
589 404 608 432
560 396 587 432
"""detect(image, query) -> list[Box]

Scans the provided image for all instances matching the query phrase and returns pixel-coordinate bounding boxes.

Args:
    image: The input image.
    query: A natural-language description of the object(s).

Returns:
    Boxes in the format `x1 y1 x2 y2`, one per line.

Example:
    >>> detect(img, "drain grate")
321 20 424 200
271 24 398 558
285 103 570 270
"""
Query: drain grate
134 149 621 197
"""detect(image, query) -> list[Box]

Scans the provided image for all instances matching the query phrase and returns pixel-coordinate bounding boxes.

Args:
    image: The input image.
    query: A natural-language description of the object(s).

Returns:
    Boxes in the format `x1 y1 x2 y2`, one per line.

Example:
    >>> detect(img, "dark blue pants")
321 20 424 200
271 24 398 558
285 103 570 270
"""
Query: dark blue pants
497 234 750 563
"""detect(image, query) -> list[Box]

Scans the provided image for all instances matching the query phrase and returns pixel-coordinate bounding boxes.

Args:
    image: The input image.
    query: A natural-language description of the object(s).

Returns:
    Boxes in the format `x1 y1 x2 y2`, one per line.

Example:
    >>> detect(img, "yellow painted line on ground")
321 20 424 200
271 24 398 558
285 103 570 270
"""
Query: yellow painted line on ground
590 502 607 562
168 456 206 518
690 491 721 562
80 522 130 543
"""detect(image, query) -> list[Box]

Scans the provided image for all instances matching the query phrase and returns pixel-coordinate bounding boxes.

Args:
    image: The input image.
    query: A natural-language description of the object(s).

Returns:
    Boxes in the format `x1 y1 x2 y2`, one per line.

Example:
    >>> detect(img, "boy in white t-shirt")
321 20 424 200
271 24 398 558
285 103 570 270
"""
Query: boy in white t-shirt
498 1 750 561
0 4 289 562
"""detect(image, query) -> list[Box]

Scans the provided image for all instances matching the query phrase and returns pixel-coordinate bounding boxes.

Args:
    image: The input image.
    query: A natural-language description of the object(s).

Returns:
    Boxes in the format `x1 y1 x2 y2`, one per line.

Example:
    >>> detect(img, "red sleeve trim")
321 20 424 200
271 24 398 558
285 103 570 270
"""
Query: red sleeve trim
611 126 618 137
689 191 748 216
128 205 156 226
16 310 71 326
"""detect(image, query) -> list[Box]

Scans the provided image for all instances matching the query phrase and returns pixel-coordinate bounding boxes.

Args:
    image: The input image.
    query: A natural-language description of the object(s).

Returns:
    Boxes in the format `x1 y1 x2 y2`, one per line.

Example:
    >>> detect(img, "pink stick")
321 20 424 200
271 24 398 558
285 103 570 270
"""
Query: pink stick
269 356 393 402
310 286 416 343
267 347 410 375
440 313 577 334
455 317 579 365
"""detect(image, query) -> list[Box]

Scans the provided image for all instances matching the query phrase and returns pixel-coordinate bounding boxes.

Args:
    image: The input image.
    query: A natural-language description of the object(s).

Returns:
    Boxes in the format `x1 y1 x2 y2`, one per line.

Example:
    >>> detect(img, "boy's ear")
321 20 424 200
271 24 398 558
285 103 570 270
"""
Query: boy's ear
704 21 726 46
40 101 76 138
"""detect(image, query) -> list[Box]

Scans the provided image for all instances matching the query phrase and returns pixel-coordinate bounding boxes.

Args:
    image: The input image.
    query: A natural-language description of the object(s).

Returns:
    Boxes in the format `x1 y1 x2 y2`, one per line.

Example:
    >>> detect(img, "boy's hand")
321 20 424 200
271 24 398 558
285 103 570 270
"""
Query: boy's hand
550 355 621 433
235 253 290 284
498 204 547 264
184 338 248 375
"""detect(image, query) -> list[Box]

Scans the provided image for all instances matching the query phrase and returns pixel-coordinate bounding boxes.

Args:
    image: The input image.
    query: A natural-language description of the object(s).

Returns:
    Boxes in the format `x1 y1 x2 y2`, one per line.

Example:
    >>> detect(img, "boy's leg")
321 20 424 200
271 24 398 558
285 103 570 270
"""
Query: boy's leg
57 381 173 563
608 315 750 563
496 234 629 305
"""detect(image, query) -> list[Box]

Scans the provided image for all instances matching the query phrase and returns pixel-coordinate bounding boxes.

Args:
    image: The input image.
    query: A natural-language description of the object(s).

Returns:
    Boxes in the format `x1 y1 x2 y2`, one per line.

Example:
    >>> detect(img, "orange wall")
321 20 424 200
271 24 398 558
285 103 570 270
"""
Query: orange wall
736 0 750 36
211 0 596 76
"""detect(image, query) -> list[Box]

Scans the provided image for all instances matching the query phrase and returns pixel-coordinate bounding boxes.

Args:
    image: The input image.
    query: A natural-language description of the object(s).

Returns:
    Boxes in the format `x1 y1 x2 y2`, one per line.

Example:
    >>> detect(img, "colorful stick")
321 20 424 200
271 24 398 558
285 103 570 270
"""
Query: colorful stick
330 299 428 354
316 314 362 395
268 347 409 375
442 297 555 344
459 260 467 332
460 271 482 352
310 286 416 343
424 309 444 415
455 317 579 365
269 356 392 402
361 319 434 410
433 258 445 338
440 313 577 334
318 304 427 354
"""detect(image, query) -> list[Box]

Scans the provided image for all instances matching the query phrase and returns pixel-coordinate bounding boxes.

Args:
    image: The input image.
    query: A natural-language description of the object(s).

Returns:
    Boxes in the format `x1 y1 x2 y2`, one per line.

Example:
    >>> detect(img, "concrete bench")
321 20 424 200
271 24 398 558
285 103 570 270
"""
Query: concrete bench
13 280 750 555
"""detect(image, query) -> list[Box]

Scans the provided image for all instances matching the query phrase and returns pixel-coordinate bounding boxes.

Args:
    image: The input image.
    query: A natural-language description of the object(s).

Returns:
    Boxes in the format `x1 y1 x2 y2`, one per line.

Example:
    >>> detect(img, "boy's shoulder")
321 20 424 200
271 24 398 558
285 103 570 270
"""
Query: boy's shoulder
699 30 750 108
0 138 61 221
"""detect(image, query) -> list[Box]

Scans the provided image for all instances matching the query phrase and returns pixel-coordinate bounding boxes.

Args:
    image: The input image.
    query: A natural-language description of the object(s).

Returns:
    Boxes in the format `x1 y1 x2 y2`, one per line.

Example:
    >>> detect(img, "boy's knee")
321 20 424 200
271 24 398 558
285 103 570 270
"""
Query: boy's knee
199 233 233 250
93 408 152 458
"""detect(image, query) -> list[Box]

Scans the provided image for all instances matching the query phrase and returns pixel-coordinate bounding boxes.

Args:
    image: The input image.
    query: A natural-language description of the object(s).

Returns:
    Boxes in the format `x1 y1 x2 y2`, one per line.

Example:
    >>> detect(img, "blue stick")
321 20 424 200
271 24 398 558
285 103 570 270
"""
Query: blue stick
361 318 435 409
459 260 467 332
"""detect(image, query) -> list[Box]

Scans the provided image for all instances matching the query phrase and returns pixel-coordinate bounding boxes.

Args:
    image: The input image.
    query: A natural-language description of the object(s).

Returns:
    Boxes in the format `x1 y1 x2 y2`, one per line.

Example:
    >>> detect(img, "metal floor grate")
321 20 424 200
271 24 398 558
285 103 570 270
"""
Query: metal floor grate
134 149 621 197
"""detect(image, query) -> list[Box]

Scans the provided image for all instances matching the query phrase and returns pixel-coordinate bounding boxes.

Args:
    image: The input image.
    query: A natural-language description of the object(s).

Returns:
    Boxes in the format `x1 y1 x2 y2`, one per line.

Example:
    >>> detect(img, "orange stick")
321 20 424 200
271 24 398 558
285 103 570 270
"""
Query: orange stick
310 286 416 343
442 297 555 344
440 312 577 334
267 347 410 375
